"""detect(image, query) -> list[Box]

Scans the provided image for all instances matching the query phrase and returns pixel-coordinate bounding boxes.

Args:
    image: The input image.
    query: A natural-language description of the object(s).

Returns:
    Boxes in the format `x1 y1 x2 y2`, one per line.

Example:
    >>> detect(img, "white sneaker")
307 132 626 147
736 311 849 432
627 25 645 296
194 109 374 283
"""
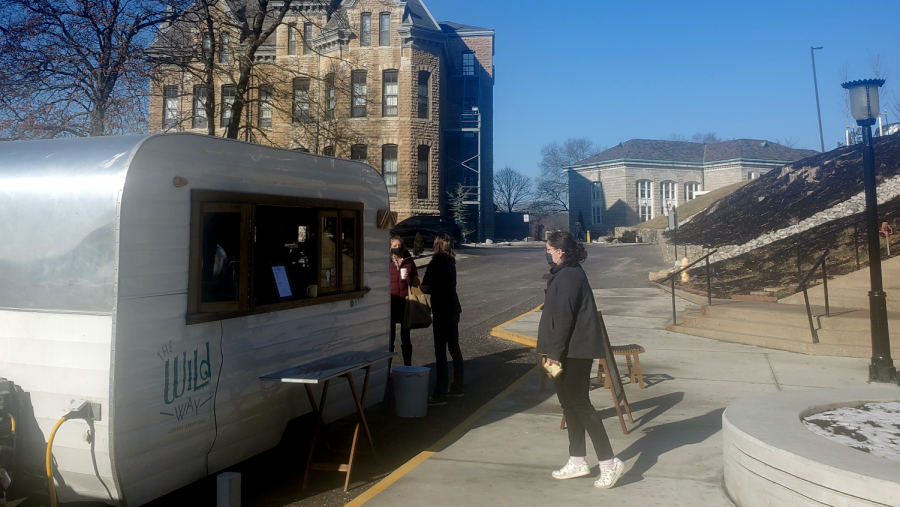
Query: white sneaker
594 458 625 489
551 459 591 480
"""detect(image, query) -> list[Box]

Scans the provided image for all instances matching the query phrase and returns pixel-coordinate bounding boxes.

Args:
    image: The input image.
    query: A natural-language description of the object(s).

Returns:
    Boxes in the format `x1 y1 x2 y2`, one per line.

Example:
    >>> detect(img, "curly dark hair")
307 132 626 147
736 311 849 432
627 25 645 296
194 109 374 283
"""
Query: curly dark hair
547 231 587 267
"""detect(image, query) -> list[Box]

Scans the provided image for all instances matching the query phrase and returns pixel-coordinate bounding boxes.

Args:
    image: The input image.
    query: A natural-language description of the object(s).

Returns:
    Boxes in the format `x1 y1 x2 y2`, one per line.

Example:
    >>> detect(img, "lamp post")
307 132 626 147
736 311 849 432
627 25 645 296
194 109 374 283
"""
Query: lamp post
811 47 825 152
841 78 896 384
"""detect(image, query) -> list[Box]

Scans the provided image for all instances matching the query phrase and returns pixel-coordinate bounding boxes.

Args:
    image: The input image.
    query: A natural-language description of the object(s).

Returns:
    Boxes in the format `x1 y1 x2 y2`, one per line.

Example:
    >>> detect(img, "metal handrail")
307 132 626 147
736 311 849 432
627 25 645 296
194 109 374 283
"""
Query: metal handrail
661 249 718 326
795 250 829 344
776 217 866 272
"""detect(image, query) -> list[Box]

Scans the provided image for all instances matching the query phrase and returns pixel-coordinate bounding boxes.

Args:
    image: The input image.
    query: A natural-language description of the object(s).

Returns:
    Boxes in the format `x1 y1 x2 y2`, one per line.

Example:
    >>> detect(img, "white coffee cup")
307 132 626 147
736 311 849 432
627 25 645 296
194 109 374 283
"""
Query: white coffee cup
400 268 408 280
307 285 318 297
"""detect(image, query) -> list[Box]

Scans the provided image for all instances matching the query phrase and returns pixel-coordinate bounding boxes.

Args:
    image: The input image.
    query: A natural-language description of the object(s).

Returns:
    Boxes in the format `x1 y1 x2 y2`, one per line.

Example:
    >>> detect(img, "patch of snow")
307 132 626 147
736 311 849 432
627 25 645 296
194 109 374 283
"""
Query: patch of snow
803 402 900 462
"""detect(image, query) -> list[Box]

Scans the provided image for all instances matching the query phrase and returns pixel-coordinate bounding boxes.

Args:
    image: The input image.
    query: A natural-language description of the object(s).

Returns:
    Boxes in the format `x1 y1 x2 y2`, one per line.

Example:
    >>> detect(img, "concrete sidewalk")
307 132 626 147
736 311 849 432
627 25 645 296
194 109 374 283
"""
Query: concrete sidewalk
355 288 874 507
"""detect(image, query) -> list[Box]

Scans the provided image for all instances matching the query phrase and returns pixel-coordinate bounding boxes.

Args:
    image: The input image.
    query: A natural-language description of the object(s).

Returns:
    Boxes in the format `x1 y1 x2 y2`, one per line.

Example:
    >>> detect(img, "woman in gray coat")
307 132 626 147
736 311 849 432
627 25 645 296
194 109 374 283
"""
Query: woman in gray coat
537 231 625 489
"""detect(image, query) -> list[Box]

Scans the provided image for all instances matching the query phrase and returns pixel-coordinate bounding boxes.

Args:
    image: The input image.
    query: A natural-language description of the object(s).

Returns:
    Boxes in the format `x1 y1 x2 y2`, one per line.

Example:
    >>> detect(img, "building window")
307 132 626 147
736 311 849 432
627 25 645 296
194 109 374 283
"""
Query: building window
417 145 429 199
360 13 371 46
592 206 603 225
219 33 230 62
591 181 602 201
324 146 335 157
163 86 179 129
637 179 653 222
351 70 367 118
418 71 430 119
382 70 398 117
379 12 390 46
258 85 273 128
288 25 297 55
325 74 335 120
382 145 398 198
350 144 367 163
293 78 310 123
462 51 475 76
220 85 236 128
202 32 212 58
660 181 676 215
303 23 313 55
685 182 700 201
192 85 207 129
187 190 364 323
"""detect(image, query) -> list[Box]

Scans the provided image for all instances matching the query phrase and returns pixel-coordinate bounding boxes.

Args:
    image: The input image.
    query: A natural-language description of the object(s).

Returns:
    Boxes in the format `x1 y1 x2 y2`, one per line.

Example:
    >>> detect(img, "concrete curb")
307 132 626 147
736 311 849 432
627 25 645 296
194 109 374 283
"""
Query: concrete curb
724 388 900 507
489 305 542 348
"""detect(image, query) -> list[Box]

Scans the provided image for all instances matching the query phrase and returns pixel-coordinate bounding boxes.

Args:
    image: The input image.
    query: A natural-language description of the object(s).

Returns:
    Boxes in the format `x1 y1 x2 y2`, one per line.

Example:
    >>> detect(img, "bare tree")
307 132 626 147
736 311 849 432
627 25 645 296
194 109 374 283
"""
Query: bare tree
535 138 602 212
667 132 722 144
149 0 362 152
0 0 186 139
775 136 799 148
493 165 533 213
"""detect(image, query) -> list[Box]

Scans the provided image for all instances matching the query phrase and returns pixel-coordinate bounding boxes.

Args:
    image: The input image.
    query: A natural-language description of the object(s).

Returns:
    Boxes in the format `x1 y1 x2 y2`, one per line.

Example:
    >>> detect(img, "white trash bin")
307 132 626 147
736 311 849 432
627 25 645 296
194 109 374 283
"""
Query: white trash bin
392 366 430 417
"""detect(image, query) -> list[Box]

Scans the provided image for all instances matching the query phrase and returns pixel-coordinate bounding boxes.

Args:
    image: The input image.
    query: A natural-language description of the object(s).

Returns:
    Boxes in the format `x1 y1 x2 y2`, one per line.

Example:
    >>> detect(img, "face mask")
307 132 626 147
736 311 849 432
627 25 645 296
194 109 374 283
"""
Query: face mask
391 248 403 256
546 252 555 266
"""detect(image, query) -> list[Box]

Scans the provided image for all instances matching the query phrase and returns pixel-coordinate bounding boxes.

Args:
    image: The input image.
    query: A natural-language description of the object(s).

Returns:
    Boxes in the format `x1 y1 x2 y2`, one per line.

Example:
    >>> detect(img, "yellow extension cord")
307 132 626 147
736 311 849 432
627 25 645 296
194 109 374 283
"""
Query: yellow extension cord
46 414 70 507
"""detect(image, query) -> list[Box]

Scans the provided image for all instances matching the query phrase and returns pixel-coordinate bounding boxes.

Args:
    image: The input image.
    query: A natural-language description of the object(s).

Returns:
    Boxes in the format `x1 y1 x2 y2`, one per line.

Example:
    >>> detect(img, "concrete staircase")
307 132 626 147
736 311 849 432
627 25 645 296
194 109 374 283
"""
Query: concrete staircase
779 255 900 311
670 300 900 358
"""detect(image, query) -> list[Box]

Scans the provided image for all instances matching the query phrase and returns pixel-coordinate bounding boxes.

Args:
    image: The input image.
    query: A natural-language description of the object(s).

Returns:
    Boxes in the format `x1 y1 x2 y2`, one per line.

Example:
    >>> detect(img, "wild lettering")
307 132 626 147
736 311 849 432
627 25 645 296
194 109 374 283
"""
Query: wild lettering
163 342 212 405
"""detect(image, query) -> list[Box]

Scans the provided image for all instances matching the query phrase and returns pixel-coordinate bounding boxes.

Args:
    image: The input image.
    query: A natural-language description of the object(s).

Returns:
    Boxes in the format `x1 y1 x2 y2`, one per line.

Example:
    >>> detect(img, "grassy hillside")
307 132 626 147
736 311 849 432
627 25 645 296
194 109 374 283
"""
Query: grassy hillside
637 180 750 229
674 133 900 247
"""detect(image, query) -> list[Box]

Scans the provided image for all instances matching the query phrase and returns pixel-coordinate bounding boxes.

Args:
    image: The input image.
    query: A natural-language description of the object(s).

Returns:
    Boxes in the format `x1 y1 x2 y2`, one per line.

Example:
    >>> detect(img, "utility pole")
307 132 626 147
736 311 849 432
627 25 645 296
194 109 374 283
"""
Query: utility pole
811 47 825 152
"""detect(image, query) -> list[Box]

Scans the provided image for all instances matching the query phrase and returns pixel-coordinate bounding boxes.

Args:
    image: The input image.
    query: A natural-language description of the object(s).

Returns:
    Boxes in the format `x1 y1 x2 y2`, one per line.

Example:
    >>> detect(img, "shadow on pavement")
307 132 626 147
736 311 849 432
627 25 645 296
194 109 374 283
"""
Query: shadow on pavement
616 408 725 486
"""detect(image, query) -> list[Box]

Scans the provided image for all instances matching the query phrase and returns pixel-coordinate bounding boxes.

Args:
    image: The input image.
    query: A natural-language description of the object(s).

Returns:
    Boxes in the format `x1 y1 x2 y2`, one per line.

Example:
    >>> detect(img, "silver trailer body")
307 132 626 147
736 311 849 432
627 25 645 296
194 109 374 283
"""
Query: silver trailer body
0 134 391 505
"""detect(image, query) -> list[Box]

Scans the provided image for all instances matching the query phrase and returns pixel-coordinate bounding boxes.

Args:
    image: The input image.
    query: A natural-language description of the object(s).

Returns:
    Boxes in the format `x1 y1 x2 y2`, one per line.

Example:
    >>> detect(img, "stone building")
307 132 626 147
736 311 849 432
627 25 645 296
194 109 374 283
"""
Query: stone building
567 139 817 235
148 0 494 238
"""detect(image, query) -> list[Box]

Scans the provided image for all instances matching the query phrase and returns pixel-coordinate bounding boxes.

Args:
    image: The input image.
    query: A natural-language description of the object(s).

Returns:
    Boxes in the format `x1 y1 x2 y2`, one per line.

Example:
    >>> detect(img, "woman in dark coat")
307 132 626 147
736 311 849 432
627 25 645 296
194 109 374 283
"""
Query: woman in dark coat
389 234 418 366
536 231 625 489
421 232 463 405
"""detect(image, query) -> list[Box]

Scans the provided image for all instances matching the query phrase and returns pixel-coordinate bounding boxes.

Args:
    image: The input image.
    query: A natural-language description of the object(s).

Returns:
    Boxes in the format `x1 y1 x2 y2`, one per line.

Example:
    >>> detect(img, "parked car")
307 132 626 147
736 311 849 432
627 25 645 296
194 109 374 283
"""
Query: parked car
394 215 464 246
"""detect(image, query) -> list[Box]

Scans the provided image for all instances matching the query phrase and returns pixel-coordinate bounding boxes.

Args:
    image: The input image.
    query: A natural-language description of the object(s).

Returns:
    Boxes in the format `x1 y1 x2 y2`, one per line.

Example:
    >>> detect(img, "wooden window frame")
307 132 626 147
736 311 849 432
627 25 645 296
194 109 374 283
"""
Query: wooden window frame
417 71 430 119
417 145 429 199
379 12 390 46
360 12 371 46
351 70 367 118
303 23 313 55
192 85 208 129
220 85 236 128
292 77 311 123
187 190 366 325
288 24 297 55
382 70 398 117
163 85 179 129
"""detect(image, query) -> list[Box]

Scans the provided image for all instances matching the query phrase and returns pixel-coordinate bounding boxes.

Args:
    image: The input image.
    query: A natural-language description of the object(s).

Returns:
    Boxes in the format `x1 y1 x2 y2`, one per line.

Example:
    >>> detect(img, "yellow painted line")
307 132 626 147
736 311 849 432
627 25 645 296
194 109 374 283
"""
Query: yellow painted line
489 304 542 348
345 365 541 507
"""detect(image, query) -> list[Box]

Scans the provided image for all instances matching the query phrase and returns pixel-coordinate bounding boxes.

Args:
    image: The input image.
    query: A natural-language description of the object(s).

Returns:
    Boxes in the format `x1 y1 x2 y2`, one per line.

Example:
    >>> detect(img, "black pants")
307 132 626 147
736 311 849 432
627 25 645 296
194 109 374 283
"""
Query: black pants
433 315 463 396
390 296 413 365
389 320 411 352
552 357 614 460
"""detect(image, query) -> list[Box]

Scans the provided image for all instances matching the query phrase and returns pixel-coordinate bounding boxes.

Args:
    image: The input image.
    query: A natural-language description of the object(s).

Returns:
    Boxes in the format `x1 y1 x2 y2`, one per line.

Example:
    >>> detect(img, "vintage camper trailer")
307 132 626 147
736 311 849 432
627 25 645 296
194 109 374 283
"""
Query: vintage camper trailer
0 134 392 505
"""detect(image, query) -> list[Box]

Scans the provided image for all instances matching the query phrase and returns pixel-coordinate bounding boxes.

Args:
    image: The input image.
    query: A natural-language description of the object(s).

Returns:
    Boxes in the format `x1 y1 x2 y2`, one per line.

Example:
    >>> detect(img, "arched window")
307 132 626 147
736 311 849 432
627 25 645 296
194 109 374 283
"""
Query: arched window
685 182 700 201
636 179 653 222
660 181 676 215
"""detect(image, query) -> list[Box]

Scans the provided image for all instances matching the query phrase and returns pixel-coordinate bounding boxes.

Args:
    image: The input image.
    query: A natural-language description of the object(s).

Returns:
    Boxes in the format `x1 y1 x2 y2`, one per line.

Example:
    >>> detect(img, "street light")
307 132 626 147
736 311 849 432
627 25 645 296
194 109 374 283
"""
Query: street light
841 78 896 384
811 47 825 152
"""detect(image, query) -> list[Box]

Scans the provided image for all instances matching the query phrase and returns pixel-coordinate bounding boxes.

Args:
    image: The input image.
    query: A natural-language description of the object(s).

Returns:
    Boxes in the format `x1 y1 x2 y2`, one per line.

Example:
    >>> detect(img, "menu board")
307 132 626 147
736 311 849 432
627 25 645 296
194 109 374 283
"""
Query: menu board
272 265 293 298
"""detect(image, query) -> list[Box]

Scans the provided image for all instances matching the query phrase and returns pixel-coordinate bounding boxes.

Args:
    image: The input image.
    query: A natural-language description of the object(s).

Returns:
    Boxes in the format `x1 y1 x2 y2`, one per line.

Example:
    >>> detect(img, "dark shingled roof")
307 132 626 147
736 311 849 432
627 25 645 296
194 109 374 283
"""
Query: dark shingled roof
439 21 492 34
404 0 440 31
572 139 818 167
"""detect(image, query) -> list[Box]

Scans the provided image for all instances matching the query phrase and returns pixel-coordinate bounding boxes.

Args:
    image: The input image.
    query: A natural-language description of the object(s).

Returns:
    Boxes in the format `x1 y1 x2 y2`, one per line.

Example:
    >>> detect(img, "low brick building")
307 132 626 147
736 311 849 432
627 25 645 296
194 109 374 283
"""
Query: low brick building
148 0 494 238
567 139 817 235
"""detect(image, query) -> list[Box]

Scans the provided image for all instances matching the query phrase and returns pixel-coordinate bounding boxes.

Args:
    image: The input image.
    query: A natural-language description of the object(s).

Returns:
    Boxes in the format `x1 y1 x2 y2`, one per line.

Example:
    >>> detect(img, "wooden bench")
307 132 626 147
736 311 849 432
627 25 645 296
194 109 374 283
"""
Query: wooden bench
597 344 645 389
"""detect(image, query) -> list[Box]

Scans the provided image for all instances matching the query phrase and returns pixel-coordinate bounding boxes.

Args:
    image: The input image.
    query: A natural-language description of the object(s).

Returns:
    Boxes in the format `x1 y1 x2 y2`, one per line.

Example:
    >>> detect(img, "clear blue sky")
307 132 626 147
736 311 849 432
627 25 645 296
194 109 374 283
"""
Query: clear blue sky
425 0 900 177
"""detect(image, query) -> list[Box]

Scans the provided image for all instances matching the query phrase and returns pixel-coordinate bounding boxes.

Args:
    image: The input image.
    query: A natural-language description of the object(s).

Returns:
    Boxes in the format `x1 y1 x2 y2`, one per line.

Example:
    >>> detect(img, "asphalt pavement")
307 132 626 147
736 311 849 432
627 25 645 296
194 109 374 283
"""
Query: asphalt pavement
137 243 665 507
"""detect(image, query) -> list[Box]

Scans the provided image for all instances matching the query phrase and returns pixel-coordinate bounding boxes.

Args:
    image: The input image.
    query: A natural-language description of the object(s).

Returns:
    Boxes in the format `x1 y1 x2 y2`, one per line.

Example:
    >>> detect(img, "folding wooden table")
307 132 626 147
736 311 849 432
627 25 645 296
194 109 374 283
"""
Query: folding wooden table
260 350 392 491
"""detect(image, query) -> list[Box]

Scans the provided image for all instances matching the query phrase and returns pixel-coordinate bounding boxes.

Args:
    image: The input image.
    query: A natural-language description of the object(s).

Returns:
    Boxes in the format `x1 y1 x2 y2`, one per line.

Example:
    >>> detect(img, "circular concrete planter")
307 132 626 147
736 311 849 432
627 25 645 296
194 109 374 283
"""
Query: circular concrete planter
723 388 900 507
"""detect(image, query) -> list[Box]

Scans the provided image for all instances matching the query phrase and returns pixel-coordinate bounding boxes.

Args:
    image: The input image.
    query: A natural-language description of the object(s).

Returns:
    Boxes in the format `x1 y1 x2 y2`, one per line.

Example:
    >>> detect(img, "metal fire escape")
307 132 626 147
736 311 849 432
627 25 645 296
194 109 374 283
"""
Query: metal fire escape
444 57 483 241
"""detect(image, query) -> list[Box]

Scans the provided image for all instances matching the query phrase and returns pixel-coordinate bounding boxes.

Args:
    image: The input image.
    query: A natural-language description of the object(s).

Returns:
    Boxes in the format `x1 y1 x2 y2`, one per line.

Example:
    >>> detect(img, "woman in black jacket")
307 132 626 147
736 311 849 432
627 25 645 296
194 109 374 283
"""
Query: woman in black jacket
421 232 463 405
536 231 625 489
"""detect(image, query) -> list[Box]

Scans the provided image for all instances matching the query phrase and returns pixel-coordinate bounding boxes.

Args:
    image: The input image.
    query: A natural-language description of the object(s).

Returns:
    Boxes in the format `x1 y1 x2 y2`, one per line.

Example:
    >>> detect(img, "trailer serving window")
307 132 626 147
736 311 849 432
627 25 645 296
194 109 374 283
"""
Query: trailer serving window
188 190 365 324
